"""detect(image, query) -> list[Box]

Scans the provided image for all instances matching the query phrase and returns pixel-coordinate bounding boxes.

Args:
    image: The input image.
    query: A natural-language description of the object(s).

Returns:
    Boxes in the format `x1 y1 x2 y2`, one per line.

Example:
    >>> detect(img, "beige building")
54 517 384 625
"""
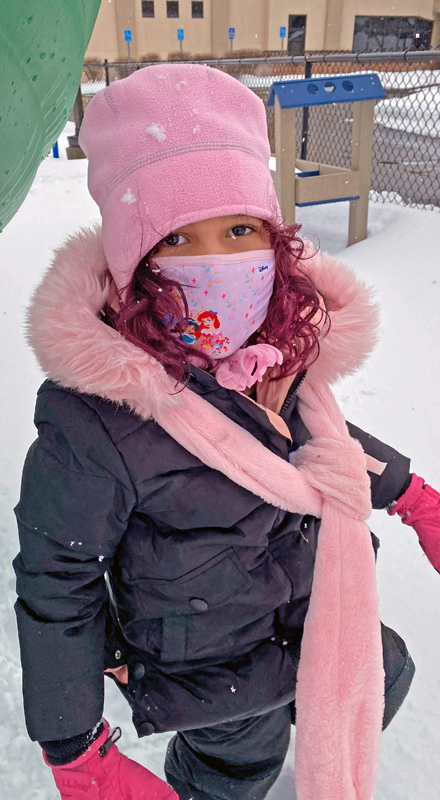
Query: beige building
85 0 440 61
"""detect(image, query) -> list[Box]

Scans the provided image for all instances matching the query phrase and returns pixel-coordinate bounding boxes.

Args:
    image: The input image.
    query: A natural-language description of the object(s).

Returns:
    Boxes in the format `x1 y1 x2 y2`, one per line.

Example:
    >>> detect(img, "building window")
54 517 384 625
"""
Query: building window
353 16 433 52
141 1 154 17
288 15 306 56
167 1 179 18
192 1 203 18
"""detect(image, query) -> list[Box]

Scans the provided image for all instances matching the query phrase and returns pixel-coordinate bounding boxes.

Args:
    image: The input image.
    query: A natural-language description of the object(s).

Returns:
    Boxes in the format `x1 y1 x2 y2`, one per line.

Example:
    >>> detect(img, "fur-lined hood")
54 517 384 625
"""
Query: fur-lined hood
28 225 379 397
26 225 379 520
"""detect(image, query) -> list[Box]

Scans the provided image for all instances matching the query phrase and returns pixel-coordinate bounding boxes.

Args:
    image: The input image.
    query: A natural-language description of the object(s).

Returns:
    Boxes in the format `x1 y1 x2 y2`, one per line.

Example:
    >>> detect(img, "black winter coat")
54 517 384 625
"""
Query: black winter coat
14 365 410 742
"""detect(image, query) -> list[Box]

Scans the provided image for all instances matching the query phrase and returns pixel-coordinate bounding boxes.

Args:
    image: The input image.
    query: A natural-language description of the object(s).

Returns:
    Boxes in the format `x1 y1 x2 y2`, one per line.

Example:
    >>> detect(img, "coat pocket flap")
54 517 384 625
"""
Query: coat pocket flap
125 548 252 617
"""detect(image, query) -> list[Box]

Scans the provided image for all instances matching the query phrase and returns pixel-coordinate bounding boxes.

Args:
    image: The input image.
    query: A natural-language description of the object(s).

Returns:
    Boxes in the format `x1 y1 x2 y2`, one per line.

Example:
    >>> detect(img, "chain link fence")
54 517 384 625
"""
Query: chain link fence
81 51 440 209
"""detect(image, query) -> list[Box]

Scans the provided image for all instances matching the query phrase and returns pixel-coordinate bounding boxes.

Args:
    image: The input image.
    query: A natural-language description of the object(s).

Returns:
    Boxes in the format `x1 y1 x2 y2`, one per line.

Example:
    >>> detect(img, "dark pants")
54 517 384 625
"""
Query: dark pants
164 624 415 800
165 705 292 800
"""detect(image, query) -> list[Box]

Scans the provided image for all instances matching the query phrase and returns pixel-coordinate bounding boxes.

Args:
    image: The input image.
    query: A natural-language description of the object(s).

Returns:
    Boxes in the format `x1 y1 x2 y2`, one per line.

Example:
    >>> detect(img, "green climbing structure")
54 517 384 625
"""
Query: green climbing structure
0 0 101 232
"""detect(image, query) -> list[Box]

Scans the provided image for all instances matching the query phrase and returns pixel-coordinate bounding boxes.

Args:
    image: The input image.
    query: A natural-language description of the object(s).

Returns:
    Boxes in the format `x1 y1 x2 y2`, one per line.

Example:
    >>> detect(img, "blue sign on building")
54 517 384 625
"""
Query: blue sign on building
280 26 286 39
228 27 235 40
124 29 132 42
177 28 184 41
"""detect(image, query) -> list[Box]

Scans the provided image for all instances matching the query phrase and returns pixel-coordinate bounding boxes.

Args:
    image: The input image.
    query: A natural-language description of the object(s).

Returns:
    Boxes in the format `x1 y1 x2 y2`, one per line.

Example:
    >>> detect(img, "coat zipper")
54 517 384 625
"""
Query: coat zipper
279 370 307 420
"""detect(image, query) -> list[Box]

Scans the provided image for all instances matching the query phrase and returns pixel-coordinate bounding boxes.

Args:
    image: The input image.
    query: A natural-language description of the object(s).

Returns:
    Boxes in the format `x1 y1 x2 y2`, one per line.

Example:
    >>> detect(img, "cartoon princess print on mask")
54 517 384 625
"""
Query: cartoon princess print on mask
191 310 230 354
181 318 200 344
195 310 220 336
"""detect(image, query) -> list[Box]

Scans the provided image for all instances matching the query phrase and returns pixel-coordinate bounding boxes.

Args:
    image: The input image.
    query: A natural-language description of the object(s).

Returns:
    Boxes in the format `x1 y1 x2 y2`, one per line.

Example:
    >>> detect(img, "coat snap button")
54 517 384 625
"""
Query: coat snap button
114 649 122 660
138 721 155 737
189 597 208 612
132 662 146 680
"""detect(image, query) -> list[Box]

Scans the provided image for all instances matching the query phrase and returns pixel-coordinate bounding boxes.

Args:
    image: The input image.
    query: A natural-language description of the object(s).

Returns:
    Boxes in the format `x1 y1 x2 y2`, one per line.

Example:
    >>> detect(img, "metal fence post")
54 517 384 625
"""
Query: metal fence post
301 60 312 160
66 88 86 159
104 58 110 86
72 87 84 134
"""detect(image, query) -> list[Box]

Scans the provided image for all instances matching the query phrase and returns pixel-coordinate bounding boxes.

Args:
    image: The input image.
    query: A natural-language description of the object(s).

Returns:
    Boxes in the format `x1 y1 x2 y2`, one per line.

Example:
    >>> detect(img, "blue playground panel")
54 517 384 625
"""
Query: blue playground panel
295 195 360 207
267 73 386 108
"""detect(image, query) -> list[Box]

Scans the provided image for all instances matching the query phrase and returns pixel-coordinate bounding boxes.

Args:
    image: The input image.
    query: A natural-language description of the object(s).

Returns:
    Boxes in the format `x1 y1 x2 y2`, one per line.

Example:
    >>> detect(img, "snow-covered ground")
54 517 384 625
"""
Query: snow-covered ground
240 69 440 139
374 70 440 139
0 157 439 799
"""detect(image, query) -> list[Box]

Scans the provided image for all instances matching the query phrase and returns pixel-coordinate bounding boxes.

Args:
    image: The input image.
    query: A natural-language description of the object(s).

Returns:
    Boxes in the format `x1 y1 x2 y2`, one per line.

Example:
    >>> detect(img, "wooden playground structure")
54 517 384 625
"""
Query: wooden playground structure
267 73 386 246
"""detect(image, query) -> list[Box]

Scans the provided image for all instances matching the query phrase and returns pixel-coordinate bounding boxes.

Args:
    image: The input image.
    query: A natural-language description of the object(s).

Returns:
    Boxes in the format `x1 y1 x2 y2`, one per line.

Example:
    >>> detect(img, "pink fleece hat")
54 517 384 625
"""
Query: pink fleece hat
78 63 282 292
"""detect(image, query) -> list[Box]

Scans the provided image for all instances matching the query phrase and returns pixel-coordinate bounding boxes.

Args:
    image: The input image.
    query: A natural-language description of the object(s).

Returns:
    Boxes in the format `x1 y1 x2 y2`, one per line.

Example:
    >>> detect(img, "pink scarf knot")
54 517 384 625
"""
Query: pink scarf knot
215 344 283 391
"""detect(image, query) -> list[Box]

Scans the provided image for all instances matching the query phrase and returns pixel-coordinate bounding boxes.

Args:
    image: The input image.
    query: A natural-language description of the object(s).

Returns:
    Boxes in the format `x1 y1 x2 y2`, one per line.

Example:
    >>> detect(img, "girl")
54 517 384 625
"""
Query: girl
14 64 440 800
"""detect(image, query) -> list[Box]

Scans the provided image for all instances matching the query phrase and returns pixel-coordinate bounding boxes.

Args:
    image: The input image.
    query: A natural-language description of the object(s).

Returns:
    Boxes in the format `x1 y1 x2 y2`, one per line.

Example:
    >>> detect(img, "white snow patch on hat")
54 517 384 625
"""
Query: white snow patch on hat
121 189 136 204
146 123 166 142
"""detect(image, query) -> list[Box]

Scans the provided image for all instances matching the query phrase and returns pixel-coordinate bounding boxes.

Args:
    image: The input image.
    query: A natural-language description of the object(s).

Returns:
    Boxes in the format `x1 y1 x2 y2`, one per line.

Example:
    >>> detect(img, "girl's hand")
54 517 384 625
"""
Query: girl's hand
388 474 440 573
44 720 177 800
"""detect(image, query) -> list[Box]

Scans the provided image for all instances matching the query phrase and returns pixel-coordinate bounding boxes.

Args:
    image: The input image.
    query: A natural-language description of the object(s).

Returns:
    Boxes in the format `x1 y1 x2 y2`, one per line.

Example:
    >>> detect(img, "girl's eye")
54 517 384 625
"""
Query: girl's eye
162 232 188 247
227 225 254 238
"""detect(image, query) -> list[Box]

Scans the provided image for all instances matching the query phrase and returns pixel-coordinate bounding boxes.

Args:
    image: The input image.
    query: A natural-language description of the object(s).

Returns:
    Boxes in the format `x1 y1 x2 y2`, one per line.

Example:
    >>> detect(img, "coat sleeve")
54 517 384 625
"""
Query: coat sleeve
13 387 137 742
345 421 411 510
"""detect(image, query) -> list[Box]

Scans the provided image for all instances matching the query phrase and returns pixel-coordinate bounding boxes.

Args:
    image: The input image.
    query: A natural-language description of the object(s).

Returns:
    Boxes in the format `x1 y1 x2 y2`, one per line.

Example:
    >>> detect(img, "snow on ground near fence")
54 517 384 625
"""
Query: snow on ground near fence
81 79 106 95
240 70 440 139
373 84 440 139
0 158 439 799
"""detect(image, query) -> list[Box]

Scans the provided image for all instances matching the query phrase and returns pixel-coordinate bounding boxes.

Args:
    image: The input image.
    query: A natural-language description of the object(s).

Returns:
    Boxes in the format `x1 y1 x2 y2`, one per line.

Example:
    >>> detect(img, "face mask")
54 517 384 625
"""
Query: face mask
153 250 276 358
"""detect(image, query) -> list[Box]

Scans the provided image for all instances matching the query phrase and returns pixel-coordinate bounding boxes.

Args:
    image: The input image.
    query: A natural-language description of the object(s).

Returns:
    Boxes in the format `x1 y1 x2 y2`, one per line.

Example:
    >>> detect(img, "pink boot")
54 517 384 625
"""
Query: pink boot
44 720 178 800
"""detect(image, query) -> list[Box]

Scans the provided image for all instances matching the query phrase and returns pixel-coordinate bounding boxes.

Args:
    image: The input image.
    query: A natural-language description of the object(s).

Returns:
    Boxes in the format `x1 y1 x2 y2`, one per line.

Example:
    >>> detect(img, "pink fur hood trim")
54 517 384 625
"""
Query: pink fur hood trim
27 226 383 800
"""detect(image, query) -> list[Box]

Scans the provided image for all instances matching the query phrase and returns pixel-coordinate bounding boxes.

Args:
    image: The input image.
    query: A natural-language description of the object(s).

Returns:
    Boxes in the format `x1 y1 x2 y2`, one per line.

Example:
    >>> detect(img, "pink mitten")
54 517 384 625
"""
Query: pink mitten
388 474 440 573
44 720 177 800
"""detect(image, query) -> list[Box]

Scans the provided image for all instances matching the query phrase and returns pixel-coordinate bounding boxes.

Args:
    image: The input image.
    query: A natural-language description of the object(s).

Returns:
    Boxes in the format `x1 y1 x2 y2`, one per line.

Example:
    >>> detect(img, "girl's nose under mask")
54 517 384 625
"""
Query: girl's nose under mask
153 250 276 359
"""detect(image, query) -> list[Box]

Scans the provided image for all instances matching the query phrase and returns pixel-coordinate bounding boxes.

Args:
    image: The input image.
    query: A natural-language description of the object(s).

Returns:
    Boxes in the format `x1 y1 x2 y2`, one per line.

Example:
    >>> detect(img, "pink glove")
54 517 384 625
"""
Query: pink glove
388 474 440 573
44 720 178 800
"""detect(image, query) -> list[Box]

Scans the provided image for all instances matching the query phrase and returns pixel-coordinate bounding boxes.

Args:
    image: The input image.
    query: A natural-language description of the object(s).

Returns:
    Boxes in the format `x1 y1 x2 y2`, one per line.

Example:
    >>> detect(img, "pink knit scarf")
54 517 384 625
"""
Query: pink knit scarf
26 227 383 800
